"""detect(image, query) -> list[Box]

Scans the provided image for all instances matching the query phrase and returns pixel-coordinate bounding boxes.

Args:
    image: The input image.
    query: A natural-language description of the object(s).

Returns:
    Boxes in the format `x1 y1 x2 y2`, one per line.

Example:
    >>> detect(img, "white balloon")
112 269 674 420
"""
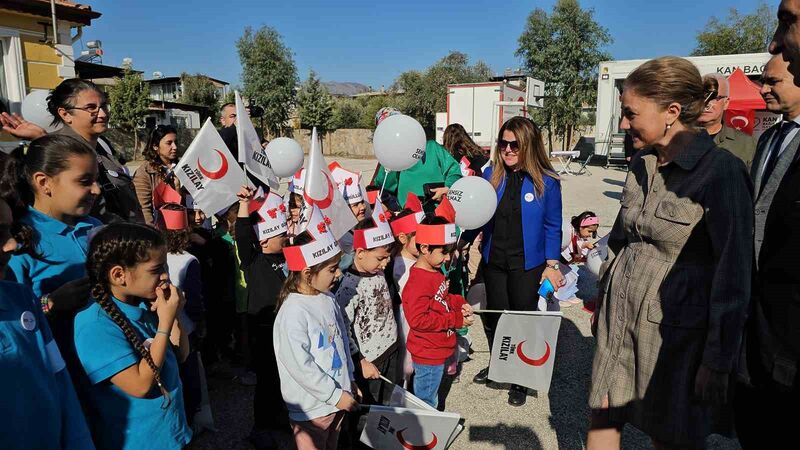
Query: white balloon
265 137 304 178
585 234 609 277
372 114 426 171
447 176 498 230
21 90 61 133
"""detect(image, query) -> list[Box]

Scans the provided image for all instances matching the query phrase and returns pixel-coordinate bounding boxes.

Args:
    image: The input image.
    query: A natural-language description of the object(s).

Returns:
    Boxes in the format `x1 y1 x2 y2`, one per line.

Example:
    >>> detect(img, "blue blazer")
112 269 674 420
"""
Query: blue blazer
478 165 562 270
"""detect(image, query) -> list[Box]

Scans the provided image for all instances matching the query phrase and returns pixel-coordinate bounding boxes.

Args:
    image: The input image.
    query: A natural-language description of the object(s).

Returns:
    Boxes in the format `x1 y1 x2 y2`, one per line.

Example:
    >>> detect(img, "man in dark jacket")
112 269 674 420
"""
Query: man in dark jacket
700 73 757 168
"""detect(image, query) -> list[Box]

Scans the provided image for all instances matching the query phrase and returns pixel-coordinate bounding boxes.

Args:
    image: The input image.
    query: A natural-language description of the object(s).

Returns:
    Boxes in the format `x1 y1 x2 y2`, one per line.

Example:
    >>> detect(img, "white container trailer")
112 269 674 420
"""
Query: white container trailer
594 52 770 163
446 82 528 150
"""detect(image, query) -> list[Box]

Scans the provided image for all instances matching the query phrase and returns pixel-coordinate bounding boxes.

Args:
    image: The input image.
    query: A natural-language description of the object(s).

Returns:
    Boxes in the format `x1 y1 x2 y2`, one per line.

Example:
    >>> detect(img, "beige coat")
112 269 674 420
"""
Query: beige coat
132 162 180 226
590 132 753 445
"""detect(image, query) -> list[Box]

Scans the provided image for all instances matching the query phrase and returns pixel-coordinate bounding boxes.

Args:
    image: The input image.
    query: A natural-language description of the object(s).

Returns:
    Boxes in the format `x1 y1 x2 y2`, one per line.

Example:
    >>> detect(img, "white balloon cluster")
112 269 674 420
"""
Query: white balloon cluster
21 90 61 133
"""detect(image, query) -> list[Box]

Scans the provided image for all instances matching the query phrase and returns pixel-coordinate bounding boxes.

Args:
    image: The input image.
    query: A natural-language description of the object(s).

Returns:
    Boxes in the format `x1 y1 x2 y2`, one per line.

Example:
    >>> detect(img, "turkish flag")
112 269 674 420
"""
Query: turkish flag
725 109 756 136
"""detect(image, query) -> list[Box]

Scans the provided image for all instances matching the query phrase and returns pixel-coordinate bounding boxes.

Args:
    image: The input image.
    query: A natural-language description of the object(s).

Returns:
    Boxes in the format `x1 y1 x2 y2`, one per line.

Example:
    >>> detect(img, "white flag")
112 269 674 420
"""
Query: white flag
360 405 462 450
235 91 279 189
302 127 357 240
487 311 562 392
174 118 246 216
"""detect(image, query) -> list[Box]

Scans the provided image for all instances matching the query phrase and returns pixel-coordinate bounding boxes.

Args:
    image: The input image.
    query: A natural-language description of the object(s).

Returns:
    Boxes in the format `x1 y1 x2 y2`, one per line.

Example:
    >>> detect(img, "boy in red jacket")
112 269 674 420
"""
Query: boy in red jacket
402 215 474 408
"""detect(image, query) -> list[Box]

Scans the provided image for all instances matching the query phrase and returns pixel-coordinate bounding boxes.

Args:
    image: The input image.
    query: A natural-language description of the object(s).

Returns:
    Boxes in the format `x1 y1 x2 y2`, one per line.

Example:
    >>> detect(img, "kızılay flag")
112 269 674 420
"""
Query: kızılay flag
235 91 279 189
174 118 246 216
487 311 562 392
360 405 462 450
302 127 357 240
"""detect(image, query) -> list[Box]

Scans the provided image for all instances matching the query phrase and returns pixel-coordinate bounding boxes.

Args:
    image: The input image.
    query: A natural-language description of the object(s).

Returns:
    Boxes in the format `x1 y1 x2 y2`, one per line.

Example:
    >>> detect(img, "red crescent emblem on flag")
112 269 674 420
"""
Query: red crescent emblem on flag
304 172 336 209
730 116 749 130
197 149 229 180
396 429 438 450
516 340 551 366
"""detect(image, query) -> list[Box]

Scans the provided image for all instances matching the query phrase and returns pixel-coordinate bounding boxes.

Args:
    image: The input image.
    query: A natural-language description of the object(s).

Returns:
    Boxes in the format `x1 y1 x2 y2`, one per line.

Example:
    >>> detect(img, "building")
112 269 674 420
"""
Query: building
146 75 230 102
0 0 101 114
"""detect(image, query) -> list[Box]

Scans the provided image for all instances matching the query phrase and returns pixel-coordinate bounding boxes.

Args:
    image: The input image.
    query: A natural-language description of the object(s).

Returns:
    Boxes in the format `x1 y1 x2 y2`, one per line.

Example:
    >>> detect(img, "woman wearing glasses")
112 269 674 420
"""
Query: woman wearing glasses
470 116 564 406
133 125 182 226
0 79 143 224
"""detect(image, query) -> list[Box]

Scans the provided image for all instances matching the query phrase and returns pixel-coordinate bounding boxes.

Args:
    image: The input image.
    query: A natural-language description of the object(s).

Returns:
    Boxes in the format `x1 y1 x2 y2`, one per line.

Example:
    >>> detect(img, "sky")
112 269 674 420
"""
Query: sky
77 0 771 89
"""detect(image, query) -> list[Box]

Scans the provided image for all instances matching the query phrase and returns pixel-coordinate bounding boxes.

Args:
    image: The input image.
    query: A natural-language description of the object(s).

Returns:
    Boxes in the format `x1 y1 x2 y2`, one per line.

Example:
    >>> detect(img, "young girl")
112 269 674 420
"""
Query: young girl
234 186 291 447
275 205 358 450
74 223 192 449
0 196 95 450
562 211 599 264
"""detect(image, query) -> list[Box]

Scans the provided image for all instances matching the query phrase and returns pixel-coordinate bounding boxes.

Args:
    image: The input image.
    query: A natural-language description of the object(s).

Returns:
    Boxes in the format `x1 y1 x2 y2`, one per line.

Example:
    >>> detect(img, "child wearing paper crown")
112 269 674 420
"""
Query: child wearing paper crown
334 201 399 406
563 211 599 264
234 185 293 446
329 162 368 272
402 212 475 409
274 204 359 450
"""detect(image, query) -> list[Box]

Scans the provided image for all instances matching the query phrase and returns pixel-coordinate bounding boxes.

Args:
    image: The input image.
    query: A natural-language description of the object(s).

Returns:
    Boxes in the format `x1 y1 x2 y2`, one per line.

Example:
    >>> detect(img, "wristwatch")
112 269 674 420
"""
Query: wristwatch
547 263 560 271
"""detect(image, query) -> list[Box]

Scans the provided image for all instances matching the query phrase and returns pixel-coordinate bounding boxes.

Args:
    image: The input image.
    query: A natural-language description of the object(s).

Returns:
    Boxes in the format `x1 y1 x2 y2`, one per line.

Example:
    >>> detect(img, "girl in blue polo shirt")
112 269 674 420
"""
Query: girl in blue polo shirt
74 223 192 449
0 196 94 450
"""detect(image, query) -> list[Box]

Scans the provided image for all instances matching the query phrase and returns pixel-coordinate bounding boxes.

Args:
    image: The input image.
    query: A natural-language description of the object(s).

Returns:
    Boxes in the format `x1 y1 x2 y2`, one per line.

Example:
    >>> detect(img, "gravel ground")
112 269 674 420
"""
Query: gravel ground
183 161 741 450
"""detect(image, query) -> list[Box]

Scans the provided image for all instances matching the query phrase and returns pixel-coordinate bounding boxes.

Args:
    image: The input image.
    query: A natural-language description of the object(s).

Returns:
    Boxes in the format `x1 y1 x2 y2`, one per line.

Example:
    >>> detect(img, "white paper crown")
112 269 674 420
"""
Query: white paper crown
250 191 288 241
289 168 306 195
283 204 341 270
353 201 395 250
328 161 365 205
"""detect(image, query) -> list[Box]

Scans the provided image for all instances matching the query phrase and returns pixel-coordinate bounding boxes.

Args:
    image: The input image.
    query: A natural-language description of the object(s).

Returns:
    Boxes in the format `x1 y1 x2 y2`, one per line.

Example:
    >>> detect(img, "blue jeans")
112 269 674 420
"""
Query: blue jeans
411 362 444 408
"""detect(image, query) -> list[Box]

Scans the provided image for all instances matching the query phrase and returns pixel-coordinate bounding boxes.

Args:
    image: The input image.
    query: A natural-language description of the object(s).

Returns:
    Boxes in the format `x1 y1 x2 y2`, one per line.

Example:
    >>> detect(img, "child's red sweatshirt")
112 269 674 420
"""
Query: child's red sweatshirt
401 266 466 365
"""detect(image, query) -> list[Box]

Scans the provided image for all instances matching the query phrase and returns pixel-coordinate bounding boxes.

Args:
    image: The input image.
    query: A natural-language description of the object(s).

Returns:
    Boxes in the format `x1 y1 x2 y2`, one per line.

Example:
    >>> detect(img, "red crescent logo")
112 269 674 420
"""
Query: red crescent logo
303 172 336 209
197 149 229 180
730 116 749 130
396 429 438 450
516 340 551 366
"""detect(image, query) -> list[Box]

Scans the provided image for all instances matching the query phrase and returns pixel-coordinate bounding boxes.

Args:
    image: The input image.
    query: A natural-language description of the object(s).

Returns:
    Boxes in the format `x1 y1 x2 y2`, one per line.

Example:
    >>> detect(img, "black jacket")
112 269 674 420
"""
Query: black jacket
234 216 287 317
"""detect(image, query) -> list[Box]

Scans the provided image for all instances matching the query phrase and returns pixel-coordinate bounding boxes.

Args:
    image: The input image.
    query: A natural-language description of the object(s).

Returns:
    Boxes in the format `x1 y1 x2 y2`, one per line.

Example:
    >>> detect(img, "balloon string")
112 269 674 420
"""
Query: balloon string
379 170 389 199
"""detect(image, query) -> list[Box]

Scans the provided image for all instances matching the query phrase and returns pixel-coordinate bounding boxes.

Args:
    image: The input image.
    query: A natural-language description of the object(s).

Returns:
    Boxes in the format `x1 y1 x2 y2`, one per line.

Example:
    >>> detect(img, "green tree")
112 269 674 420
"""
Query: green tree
236 26 297 137
393 51 492 133
692 2 776 56
332 97 365 129
108 66 150 158
517 0 612 151
180 72 220 123
358 95 403 129
296 70 334 134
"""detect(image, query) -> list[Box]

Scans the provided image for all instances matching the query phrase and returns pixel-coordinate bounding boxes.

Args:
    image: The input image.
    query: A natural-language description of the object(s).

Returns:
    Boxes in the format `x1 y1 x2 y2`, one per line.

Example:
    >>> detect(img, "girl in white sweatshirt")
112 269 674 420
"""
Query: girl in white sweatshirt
274 213 359 450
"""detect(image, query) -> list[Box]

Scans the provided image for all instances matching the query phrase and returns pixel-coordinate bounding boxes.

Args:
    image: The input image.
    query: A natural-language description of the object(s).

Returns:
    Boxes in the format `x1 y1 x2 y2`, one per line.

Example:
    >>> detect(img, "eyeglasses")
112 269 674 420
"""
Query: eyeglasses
68 103 109 116
497 139 520 153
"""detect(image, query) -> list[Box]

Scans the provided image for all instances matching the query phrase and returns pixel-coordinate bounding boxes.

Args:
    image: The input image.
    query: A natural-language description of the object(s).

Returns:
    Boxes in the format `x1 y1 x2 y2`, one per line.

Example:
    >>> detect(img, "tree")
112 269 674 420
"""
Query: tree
393 51 493 133
517 0 612 152
358 95 403 129
108 66 150 158
296 70 334 134
693 2 776 56
236 26 297 137
332 97 365 129
180 73 220 123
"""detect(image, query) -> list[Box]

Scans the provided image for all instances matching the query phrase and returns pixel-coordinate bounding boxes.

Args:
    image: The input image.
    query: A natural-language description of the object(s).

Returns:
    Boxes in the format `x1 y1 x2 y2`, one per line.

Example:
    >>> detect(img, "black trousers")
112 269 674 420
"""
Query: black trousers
734 380 799 449
251 310 290 431
481 262 545 354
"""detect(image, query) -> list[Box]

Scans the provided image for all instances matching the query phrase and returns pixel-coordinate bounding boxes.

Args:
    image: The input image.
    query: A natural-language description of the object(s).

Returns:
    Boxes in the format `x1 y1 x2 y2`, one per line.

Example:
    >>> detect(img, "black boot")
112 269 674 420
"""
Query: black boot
508 384 527 406
472 367 490 384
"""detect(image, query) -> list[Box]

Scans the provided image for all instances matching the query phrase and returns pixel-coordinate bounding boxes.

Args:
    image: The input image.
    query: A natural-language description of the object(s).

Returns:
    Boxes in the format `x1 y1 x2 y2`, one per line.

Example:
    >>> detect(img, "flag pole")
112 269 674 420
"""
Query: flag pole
473 309 564 316
378 170 390 198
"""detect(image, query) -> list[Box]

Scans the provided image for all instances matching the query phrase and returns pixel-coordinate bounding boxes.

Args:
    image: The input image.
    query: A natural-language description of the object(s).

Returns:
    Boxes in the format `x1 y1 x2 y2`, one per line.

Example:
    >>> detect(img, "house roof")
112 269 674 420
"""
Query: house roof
149 100 209 113
75 61 142 79
146 76 229 86
0 0 101 26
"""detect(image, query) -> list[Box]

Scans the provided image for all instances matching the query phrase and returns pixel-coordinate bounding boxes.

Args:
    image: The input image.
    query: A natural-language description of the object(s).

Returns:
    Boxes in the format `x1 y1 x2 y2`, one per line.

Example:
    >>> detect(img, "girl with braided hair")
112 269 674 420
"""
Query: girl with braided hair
74 223 192 449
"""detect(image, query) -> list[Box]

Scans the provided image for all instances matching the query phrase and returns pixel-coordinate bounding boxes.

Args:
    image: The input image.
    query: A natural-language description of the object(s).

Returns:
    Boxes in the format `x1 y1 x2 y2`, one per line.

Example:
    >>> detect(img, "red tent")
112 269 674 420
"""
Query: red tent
724 68 766 135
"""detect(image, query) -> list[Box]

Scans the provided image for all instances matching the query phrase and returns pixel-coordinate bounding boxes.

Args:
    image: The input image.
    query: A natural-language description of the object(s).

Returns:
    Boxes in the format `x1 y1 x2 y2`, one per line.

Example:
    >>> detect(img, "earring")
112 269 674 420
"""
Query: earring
666 124 672 130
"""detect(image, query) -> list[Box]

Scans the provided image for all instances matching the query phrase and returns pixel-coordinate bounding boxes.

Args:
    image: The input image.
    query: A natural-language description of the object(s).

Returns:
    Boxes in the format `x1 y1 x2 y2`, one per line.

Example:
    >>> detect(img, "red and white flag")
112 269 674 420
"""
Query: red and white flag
302 127 357 240
487 311 562 392
175 118 246 216
360 404 462 450
235 91 279 189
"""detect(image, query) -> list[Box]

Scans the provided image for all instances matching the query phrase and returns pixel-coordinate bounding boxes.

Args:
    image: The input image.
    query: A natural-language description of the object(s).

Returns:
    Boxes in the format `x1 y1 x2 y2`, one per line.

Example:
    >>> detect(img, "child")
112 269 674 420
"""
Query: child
562 211 599 264
388 193 425 386
287 168 306 237
335 201 398 405
0 197 95 450
402 215 475 408
275 204 358 450
330 162 368 270
74 223 192 450
234 186 292 448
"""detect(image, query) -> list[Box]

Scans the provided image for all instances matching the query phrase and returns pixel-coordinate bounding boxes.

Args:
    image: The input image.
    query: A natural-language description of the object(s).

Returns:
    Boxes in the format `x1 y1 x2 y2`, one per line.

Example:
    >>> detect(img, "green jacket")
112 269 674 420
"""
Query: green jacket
374 140 462 207
714 125 757 169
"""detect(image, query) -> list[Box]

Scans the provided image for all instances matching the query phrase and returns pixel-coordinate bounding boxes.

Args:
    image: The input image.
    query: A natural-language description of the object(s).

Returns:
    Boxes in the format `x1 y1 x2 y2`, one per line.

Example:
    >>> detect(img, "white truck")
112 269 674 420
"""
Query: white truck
594 52 771 165
437 78 544 153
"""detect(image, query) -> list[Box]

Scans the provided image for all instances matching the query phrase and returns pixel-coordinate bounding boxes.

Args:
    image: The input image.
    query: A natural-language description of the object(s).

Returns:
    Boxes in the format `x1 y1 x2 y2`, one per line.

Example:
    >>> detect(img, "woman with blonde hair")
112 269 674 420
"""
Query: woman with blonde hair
587 56 753 449
469 116 564 406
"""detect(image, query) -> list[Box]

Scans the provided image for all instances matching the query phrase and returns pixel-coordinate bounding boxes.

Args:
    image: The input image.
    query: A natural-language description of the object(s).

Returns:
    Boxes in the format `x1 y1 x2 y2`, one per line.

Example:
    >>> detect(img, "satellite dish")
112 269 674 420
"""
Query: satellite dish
153 71 163 79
